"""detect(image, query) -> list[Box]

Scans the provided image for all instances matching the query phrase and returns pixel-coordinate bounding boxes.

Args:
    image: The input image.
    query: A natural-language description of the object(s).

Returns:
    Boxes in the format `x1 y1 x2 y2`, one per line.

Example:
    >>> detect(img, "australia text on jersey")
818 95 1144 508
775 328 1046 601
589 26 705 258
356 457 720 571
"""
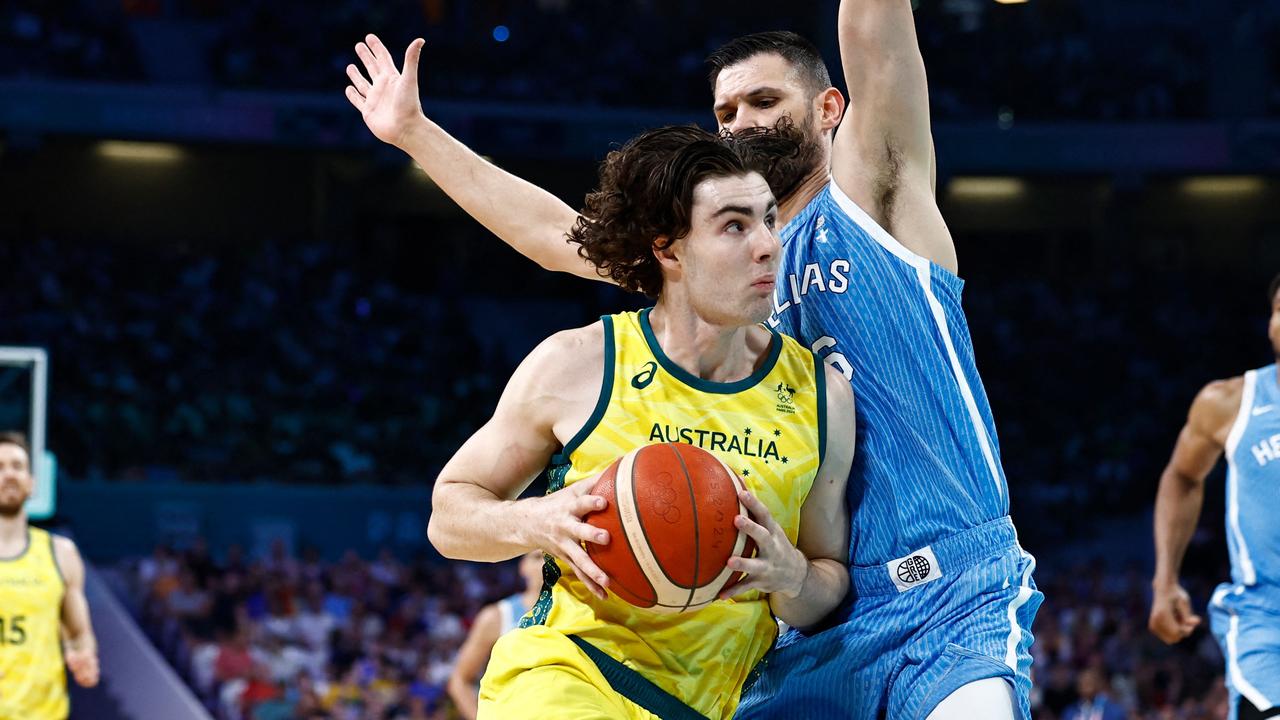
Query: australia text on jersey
647 423 790 464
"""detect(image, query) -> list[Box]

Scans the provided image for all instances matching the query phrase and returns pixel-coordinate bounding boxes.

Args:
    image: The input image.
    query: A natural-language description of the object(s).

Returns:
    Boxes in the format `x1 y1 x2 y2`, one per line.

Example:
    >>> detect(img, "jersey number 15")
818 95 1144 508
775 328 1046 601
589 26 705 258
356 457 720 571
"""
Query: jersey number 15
0 615 26 645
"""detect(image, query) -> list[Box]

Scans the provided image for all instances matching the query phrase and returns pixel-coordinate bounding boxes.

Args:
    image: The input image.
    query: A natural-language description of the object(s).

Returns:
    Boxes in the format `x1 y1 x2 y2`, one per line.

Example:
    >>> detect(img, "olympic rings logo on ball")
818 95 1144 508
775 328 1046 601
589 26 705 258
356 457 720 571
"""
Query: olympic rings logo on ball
653 472 681 524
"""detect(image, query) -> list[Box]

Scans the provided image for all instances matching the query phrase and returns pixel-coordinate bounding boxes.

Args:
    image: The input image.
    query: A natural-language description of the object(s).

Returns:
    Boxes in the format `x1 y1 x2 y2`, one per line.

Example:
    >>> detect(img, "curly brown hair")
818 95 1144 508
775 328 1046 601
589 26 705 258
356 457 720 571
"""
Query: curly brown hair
568 125 799 298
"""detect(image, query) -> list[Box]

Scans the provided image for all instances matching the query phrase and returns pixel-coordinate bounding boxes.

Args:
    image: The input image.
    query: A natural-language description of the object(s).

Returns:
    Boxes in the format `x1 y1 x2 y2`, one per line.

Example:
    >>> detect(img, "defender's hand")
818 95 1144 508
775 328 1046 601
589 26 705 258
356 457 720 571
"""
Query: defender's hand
721 490 807 600
529 480 611 601
345 34 427 149
1149 582 1202 644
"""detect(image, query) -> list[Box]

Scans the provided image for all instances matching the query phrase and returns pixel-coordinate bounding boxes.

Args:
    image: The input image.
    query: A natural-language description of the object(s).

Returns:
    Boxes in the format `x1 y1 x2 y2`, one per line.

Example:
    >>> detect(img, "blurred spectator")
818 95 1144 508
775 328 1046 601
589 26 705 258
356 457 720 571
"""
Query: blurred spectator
131 537 524 719
1061 667 1126 720
4 0 1275 121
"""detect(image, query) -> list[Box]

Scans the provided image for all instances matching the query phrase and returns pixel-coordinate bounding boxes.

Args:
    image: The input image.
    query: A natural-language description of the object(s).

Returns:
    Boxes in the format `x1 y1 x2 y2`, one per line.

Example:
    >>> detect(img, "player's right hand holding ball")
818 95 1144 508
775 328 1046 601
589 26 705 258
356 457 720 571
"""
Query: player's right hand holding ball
521 479 611 601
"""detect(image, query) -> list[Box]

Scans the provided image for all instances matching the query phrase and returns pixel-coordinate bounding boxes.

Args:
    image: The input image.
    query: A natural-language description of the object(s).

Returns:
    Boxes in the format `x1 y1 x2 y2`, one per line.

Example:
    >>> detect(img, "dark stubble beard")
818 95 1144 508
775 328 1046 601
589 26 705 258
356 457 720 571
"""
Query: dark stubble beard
721 112 825 205
0 482 28 518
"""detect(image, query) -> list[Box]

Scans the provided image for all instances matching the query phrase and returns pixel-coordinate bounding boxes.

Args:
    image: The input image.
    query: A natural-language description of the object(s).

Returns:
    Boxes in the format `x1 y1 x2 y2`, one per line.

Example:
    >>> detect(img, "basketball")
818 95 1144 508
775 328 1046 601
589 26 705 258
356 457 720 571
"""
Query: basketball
584 442 755 613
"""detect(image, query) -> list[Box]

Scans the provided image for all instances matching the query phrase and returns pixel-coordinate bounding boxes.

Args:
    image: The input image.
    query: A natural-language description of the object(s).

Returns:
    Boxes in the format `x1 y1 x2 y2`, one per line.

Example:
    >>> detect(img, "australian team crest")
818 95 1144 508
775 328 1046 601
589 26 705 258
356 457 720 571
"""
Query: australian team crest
775 382 796 414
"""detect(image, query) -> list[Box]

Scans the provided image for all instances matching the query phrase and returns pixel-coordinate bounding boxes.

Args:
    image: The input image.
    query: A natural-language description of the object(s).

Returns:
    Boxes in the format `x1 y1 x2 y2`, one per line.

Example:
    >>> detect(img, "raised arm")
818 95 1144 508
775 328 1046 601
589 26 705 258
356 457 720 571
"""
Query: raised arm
345 35 604 281
1149 378 1240 644
833 1 957 273
426 324 612 598
54 536 100 688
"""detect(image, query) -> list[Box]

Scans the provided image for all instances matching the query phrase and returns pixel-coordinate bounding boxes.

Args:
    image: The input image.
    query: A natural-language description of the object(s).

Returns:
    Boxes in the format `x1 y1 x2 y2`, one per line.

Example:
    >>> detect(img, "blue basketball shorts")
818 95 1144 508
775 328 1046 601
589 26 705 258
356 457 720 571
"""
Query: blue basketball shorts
735 517 1042 720
1210 582 1280 720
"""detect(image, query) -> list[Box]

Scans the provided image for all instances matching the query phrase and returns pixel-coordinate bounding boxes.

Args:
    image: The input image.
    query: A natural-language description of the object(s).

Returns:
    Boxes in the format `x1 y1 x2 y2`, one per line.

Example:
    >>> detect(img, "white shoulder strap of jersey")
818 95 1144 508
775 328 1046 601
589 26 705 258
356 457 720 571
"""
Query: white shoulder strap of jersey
1225 370 1259 457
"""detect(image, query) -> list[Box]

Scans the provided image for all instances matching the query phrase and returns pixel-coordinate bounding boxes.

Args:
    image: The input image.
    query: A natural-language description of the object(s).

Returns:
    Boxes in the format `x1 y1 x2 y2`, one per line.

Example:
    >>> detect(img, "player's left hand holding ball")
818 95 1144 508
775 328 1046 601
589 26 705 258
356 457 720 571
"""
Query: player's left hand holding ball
719 490 807 601
65 648 99 688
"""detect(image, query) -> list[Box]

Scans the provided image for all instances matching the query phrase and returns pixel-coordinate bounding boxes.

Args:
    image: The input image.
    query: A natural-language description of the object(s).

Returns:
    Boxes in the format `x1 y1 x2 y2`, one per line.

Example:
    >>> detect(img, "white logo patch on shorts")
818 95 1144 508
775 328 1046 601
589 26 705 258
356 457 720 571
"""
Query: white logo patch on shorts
887 546 943 592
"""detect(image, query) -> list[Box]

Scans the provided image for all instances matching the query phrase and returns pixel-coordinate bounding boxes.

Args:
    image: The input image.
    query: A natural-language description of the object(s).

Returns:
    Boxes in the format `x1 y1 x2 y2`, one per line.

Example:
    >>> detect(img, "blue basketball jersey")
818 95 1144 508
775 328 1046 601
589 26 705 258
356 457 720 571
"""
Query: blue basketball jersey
497 594 530 636
770 181 1010 568
1223 365 1280 588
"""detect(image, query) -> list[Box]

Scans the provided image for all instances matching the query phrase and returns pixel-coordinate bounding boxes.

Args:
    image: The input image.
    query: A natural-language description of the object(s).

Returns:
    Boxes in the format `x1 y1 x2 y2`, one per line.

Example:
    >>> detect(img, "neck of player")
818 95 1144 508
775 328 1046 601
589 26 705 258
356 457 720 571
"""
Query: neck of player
648 300 768 383
0 511 28 555
777 155 832 227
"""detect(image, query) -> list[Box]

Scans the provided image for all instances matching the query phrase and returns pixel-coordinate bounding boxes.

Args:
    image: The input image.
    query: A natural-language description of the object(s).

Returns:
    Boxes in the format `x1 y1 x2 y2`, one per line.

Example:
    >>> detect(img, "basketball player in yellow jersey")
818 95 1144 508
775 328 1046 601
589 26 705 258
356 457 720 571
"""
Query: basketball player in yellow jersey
428 126 855 720
0 432 99 719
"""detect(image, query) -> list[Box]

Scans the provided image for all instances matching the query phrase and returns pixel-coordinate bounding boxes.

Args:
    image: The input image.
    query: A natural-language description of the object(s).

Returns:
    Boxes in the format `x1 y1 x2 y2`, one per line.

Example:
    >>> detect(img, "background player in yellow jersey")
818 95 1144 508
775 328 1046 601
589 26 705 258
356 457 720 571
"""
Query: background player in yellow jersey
426 127 855 720
0 432 99 720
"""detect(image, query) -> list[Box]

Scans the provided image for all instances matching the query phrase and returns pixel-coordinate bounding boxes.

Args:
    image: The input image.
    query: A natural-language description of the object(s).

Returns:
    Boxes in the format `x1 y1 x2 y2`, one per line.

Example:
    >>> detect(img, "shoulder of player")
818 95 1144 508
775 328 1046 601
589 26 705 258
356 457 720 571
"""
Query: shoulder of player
49 533 84 579
525 322 605 375
817 357 851 397
1189 376 1244 432
471 602 503 631
507 321 606 398
49 532 78 558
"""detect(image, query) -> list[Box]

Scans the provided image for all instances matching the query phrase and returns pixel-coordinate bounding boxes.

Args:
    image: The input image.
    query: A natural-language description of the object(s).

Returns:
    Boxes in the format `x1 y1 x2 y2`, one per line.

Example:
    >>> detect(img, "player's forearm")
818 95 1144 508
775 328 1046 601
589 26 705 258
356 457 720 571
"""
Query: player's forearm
396 117 591 277
64 632 97 654
446 675 480 720
427 481 540 562
63 622 97 656
769 558 848 630
1152 466 1205 588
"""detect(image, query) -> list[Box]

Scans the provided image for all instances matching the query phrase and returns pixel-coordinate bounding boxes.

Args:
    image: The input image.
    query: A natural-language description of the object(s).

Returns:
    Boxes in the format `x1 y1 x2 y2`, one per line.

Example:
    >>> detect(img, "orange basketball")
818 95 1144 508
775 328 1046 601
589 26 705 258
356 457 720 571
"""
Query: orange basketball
584 442 755 613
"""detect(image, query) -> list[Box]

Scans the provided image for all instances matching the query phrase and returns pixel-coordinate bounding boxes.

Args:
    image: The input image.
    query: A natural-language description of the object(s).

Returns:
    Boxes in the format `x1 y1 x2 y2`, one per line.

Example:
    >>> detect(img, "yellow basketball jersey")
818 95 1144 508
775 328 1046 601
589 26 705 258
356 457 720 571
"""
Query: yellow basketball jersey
0 528 68 720
525 308 825 720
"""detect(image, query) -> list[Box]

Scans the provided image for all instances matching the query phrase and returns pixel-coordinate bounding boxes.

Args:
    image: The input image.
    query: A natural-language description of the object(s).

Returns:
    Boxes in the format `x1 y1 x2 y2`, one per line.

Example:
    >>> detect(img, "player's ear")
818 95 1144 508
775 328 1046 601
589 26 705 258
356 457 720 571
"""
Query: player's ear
653 235 679 270
818 87 845 132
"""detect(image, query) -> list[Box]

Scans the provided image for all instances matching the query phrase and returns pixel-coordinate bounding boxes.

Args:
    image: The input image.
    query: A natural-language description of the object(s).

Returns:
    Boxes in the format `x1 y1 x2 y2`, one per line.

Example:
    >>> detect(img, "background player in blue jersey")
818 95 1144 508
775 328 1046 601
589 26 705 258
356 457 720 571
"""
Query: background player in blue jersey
447 550 543 720
345 1 1039 716
1150 276 1280 720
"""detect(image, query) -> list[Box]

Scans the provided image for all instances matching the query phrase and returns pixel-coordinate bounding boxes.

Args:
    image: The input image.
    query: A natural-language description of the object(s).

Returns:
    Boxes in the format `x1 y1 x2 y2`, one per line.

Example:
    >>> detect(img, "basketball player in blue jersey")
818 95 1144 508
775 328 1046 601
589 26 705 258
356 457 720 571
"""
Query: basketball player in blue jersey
447 550 543 720
346 1 1039 715
1150 276 1280 720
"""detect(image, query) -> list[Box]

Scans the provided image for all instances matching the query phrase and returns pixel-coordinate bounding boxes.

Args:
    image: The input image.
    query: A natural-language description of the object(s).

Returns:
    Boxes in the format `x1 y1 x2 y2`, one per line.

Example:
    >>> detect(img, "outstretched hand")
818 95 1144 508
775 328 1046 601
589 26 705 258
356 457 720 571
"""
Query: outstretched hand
345 34 427 149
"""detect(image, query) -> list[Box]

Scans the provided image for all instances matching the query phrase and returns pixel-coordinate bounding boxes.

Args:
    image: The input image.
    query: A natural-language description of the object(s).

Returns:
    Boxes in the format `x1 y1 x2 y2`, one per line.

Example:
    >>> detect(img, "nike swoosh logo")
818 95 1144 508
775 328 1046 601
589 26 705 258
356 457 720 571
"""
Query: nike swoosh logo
1253 405 1274 416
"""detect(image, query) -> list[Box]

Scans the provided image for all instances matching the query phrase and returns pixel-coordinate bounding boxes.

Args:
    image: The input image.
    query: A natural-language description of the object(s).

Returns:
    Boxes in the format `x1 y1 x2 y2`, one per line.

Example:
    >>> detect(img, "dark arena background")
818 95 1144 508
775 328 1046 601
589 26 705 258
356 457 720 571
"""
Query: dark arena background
3 0 1280 718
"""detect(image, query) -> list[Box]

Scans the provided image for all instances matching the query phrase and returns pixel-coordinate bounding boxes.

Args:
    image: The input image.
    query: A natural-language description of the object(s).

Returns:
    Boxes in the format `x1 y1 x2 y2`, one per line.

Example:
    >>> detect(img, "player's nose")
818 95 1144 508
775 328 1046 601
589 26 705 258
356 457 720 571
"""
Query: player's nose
752 226 779 262
727 111 761 135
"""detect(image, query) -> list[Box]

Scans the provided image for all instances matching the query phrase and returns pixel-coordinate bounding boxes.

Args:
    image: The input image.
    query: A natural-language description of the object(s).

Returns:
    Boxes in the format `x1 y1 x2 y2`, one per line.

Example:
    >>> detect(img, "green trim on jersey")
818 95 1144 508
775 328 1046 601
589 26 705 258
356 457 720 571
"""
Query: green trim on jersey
638 307 782 395
551 316 616 466
814 352 827 466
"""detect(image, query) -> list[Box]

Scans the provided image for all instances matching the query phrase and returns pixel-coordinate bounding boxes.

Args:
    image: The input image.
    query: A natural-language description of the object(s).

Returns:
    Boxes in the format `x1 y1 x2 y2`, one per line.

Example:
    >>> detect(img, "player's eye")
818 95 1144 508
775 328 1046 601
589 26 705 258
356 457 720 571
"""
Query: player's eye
725 221 744 233
721 113 735 125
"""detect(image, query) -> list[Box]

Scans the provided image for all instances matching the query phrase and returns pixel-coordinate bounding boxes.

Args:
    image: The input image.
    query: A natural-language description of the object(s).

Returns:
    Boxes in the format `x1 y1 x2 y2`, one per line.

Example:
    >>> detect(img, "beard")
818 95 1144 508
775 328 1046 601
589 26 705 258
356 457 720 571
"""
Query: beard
722 112 824 204
0 497 26 517
0 483 28 517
